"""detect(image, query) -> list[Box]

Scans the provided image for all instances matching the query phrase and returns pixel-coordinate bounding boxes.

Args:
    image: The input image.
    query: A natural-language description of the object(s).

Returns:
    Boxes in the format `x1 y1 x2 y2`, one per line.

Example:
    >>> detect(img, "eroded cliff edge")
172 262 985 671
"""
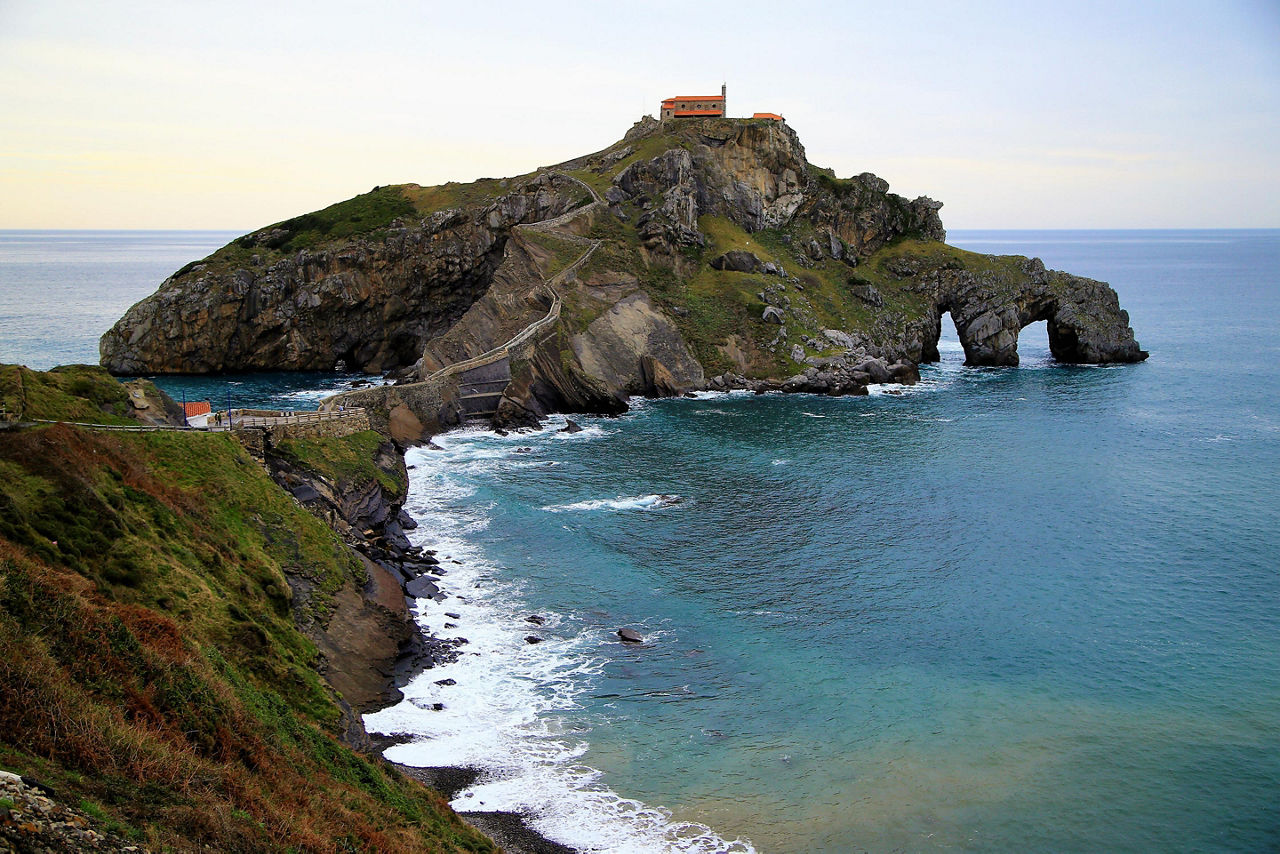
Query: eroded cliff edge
102 117 1146 431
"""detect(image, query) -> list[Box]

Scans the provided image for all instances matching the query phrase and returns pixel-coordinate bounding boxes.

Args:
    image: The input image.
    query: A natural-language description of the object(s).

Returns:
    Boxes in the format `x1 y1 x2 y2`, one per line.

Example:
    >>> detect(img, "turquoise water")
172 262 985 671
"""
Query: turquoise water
367 231 1280 852
3 229 1278 851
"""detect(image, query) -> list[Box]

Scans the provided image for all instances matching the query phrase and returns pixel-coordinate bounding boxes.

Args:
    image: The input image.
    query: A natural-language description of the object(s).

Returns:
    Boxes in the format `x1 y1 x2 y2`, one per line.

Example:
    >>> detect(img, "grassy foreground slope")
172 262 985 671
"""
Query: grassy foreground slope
0 368 493 853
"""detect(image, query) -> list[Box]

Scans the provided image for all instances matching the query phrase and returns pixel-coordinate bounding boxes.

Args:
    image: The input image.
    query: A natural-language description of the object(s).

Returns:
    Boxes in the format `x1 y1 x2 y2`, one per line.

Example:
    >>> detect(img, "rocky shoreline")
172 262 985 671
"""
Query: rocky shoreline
274 432 587 853
701 349 921 397
379 759 576 854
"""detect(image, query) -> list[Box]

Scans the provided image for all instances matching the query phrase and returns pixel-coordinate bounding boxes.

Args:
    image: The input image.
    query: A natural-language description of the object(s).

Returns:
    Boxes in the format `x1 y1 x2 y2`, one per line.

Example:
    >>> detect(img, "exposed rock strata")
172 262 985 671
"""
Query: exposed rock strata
262 438 458 741
101 174 591 375
570 292 704 396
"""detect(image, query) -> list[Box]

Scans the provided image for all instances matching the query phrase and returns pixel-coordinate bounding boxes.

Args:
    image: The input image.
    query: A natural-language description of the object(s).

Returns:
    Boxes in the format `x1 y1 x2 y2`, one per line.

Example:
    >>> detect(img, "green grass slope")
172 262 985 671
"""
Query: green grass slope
179 178 521 278
0 372 494 853
1 364 139 425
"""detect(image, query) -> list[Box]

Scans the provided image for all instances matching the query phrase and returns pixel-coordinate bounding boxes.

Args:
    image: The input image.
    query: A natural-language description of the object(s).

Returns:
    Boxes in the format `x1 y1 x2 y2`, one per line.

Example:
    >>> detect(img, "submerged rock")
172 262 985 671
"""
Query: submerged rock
617 628 644 644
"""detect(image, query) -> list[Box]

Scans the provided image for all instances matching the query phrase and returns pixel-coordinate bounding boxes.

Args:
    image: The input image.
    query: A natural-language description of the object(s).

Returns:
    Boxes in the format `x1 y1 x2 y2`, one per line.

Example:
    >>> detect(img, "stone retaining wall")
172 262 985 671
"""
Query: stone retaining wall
320 379 455 440
258 411 371 440
230 412 373 458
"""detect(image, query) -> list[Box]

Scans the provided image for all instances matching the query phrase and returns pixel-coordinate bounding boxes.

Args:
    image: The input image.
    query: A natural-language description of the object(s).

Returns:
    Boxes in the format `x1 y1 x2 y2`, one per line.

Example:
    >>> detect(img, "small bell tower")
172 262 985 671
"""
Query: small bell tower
721 82 727 117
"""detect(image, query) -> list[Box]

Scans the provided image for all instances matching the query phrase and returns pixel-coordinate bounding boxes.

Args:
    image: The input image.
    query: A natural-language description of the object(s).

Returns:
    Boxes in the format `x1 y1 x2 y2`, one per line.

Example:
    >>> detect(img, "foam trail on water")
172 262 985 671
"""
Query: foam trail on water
543 494 683 513
364 426 754 854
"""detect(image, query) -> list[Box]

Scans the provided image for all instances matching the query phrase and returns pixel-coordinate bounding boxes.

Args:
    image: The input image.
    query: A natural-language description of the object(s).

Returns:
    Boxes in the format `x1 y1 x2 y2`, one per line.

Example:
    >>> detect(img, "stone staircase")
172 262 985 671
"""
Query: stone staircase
321 172 602 423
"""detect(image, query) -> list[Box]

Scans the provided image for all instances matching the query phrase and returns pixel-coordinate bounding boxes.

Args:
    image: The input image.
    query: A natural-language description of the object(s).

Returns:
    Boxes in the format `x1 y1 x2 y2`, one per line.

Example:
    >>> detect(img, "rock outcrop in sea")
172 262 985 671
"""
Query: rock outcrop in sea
101 117 1146 436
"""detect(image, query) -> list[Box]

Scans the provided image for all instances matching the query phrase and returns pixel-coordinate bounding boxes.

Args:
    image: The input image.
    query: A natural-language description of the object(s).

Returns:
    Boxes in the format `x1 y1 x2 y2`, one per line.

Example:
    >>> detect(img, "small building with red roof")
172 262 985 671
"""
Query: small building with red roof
183 400 212 427
661 84 726 120
659 86 786 125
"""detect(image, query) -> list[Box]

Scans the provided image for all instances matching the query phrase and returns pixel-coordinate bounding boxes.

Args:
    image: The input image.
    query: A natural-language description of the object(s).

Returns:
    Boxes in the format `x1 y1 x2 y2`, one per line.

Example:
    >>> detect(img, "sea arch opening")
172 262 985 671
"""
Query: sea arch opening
1018 319 1051 365
924 300 1070 367
935 310 966 364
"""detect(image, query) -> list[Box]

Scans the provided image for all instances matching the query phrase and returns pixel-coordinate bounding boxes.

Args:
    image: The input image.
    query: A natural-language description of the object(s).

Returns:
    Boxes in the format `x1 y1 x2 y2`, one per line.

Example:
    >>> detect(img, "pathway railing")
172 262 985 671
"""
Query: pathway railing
320 171 603 413
26 406 368 433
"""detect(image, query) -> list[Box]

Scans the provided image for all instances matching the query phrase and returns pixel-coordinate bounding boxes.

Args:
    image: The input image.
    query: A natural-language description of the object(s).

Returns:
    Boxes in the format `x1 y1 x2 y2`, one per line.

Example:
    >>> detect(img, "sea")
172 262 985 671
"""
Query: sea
2 229 1277 852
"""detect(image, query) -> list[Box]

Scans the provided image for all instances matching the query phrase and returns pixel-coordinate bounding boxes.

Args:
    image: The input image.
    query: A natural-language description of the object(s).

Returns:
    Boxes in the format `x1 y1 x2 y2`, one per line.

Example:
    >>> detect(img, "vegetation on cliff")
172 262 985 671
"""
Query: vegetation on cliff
272 430 408 500
1 364 138 425
0 367 493 852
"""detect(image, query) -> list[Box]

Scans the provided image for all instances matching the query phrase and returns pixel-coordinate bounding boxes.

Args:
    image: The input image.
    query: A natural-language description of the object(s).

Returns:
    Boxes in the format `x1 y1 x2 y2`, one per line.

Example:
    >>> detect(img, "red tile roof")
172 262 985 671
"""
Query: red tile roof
183 401 211 417
753 112 785 121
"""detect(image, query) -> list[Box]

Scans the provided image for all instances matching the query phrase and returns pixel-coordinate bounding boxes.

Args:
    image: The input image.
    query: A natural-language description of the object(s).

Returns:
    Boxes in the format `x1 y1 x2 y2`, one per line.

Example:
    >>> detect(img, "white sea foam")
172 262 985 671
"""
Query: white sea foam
866 382 913 397
542 494 684 513
685 389 752 400
364 435 753 854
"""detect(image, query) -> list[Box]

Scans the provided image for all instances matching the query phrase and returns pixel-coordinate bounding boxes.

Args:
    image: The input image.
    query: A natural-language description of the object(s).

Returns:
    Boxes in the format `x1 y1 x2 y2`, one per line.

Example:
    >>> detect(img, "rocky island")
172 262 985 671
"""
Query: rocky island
100 117 1145 438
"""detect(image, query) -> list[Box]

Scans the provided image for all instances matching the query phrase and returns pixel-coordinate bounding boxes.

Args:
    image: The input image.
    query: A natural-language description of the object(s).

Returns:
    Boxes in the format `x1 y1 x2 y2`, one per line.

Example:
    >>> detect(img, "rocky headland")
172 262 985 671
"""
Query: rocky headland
100 117 1146 438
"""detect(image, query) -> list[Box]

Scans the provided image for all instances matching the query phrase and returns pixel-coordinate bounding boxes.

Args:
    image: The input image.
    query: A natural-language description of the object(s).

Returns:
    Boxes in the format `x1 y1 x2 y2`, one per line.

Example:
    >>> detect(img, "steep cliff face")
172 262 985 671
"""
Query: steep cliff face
605 118 943 257
100 174 592 374
103 116 1145 428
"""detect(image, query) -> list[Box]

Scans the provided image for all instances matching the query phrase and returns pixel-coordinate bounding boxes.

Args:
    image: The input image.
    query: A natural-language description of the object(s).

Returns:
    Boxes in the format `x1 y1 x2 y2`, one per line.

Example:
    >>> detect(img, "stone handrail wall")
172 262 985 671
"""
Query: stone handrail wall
249 410 371 440
320 254 568 413
227 408 369 428
419 285 560 378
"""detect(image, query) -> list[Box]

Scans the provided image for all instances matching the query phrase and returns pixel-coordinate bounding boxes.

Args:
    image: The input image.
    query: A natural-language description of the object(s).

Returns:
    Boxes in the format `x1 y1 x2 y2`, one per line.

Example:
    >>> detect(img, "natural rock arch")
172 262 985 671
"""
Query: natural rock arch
917 258 1147 367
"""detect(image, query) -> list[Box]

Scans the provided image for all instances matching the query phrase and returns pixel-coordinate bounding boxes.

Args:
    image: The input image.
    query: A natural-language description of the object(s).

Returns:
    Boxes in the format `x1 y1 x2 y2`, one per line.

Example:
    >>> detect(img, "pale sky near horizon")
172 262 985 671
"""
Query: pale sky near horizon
1 0 1277 231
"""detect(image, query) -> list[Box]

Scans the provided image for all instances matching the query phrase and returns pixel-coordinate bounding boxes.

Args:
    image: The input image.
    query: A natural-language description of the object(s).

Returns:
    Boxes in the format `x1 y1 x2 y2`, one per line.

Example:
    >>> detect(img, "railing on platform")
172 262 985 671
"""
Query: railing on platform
26 406 368 433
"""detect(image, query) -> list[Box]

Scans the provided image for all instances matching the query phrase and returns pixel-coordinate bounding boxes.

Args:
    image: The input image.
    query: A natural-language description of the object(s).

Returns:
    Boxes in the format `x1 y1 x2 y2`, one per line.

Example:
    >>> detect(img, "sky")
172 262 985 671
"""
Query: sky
1 0 1277 230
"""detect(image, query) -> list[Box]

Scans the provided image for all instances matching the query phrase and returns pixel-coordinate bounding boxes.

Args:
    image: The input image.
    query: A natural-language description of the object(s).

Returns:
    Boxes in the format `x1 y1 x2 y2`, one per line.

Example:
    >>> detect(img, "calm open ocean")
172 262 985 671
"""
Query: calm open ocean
0 230 384 407
3 229 1278 852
